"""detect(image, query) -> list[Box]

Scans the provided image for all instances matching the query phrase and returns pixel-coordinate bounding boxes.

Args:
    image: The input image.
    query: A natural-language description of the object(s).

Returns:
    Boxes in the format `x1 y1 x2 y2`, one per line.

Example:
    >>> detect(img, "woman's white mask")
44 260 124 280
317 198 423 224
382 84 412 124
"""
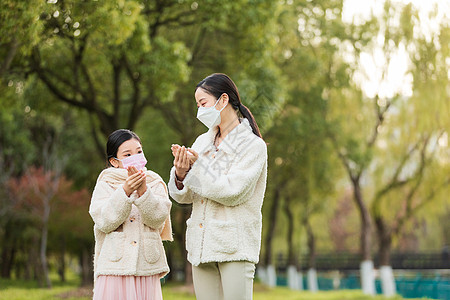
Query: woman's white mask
196 96 228 129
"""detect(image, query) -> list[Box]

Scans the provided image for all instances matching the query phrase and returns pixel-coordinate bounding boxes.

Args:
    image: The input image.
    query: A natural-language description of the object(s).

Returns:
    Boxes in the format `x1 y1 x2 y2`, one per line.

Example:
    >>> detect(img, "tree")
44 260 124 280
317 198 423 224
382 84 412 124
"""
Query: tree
0 69 36 280
326 0 449 295
48 176 93 285
22 0 285 155
9 1 287 282
0 0 43 77
270 0 378 291
367 3 450 295
10 167 62 288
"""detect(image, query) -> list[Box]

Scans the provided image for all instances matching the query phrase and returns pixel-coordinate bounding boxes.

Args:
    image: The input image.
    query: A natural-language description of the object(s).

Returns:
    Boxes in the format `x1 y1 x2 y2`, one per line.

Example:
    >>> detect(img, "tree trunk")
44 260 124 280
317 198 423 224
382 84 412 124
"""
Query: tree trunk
374 215 396 297
263 184 283 266
0 38 19 77
183 209 193 285
351 178 375 295
284 195 301 290
30 234 41 282
375 216 392 266
0 220 15 278
58 236 66 283
352 178 372 260
304 218 318 292
80 246 93 286
172 206 193 284
305 220 316 269
283 196 296 266
261 183 283 287
40 201 52 288
307 268 318 292
0 242 15 278
25 242 34 280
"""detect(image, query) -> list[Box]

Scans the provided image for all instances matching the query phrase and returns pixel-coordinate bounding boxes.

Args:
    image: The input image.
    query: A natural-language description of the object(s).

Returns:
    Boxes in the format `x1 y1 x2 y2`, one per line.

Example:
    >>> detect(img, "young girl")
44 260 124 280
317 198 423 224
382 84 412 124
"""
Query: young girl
90 129 172 300
168 73 268 300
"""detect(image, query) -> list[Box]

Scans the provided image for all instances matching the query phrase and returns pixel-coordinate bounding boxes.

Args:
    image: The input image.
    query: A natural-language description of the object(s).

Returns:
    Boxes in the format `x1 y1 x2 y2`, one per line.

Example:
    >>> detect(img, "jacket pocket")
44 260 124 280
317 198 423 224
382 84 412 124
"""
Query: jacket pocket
103 232 125 262
143 232 161 264
207 220 238 254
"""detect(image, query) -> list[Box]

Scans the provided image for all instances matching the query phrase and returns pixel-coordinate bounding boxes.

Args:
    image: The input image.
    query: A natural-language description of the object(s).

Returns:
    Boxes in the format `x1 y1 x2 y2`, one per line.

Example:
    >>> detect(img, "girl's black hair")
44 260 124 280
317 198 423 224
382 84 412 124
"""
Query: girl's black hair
106 129 141 167
196 73 262 138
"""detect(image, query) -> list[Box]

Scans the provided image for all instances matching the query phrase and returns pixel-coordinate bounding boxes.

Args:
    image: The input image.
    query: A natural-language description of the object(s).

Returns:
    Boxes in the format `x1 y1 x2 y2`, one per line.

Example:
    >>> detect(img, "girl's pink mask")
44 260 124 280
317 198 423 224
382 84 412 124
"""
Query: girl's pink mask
118 153 147 170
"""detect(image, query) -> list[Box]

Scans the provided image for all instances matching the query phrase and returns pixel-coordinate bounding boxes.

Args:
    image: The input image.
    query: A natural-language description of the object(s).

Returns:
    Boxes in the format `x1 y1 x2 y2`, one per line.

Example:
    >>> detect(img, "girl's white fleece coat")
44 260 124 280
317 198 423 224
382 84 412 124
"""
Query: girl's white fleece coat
89 167 173 281
168 118 268 266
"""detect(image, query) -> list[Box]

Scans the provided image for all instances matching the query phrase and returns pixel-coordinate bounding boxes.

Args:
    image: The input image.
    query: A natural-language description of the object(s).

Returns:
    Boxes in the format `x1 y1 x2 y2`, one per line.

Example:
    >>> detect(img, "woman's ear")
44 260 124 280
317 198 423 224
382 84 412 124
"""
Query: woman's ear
109 157 119 168
221 93 229 106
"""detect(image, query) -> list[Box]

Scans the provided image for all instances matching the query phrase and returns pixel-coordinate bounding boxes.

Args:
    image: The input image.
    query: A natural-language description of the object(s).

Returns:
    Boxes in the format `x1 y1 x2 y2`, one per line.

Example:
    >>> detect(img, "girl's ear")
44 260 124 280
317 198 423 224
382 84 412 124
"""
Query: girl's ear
109 157 119 168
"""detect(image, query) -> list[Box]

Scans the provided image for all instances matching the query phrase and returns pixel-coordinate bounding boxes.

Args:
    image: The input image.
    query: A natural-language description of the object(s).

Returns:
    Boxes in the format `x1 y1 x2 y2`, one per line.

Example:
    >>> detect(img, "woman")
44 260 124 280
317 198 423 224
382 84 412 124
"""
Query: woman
168 73 268 300
89 129 172 300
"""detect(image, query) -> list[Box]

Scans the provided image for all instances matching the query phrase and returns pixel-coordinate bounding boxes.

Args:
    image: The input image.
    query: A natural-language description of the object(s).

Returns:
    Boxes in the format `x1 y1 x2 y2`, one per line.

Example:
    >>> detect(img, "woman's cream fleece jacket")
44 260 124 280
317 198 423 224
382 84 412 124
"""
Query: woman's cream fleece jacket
168 118 268 266
89 167 172 281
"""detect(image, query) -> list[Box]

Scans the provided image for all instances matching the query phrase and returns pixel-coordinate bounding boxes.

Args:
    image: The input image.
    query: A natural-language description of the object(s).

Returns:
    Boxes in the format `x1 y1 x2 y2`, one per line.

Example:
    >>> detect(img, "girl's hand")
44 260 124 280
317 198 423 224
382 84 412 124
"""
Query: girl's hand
123 167 147 197
128 166 148 197
173 146 191 181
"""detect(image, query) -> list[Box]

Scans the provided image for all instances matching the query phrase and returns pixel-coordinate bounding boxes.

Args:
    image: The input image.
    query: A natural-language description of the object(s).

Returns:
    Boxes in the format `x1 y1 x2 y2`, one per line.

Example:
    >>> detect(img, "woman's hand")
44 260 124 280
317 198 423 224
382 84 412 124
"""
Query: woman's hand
123 166 147 197
171 144 198 166
172 145 192 181
187 148 199 164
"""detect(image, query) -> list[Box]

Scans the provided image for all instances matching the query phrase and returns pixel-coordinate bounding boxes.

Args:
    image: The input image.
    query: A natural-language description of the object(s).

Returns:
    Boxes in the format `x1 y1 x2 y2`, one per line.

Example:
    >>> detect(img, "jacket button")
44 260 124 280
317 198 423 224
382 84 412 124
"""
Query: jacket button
199 223 203 228
132 241 137 245
130 217 135 222
201 199 204 204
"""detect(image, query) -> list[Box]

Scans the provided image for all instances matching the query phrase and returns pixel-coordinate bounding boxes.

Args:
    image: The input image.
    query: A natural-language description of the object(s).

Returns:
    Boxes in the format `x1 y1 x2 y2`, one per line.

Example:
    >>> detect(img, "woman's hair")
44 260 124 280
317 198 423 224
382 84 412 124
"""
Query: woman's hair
196 73 262 138
106 129 141 167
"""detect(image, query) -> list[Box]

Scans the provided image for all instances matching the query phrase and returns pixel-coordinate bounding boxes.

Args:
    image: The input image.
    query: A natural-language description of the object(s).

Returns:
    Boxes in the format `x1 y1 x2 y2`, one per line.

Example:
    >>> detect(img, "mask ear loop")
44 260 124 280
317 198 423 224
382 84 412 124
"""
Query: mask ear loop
216 94 228 112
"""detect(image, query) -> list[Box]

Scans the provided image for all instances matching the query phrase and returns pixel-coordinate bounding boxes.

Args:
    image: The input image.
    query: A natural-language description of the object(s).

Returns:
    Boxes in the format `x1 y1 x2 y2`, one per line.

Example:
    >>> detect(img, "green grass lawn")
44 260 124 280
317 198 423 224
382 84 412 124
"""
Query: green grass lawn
161 283 411 300
1 278 430 300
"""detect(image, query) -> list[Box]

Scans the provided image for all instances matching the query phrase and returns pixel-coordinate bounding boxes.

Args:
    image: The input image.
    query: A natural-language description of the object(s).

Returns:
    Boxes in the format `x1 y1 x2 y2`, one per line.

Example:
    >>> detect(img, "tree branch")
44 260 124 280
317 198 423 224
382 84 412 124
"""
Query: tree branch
150 98 184 135
0 38 20 78
89 115 107 160
327 130 358 182
187 27 207 67
112 59 121 127
367 96 393 148
373 140 421 205
122 55 142 130
31 47 93 111
395 177 449 236
157 10 196 27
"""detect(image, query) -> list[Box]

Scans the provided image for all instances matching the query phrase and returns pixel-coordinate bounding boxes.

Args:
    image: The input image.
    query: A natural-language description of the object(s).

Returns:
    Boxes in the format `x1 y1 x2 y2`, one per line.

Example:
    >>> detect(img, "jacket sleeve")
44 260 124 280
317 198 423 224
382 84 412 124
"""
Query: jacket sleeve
182 138 267 207
89 181 133 234
134 180 172 230
168 166 195 204
167 136 204 204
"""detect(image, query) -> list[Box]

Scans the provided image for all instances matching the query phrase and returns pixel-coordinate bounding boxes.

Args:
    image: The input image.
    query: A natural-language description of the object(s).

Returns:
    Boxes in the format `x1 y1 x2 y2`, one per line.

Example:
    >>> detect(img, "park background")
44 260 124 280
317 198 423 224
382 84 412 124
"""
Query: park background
0 0 449 299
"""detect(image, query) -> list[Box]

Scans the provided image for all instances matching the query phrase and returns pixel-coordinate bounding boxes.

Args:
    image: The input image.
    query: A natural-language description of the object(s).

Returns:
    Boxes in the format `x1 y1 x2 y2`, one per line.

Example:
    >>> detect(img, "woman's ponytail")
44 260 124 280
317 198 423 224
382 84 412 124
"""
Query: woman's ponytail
238 104 262 139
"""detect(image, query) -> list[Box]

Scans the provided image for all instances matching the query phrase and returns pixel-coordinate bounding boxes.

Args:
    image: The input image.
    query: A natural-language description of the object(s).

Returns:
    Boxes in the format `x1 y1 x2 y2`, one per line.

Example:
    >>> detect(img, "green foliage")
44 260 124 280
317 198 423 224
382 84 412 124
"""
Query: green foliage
0 0 43 69
0 85 34 175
